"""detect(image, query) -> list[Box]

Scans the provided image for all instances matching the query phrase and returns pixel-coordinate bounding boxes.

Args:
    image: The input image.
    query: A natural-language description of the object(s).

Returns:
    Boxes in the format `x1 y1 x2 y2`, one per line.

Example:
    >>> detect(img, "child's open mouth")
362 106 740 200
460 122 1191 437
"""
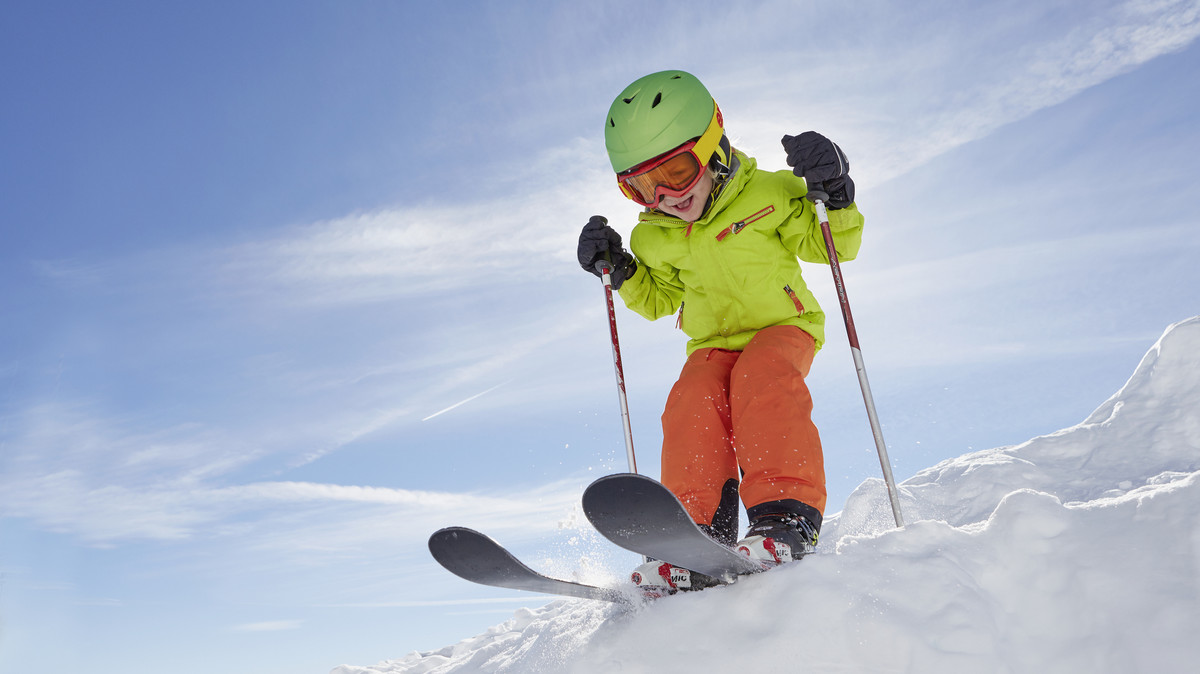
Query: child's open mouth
670 196 693 211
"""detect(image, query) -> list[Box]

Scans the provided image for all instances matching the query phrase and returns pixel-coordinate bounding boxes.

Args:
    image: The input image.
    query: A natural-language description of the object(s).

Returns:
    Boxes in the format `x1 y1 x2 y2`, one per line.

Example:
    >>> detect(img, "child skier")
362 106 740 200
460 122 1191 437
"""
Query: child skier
577 70 865 592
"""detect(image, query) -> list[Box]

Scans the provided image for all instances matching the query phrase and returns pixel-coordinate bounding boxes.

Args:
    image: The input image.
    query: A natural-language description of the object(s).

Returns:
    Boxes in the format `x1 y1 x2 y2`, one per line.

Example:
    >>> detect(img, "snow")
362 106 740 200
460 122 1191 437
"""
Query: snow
334 317 1200 674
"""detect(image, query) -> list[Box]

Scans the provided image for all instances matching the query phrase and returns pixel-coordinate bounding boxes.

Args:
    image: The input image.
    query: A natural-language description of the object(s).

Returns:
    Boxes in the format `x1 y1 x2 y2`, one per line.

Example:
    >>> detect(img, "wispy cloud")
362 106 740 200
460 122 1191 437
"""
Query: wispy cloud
218 144 627 308
232 620 304 633
0 388 594 547
716 0 1200 187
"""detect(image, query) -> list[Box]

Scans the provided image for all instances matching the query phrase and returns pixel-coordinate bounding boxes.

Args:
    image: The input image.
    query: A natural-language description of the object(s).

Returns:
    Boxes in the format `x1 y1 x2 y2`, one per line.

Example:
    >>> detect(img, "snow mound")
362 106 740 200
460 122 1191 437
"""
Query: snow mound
336 317 1200 674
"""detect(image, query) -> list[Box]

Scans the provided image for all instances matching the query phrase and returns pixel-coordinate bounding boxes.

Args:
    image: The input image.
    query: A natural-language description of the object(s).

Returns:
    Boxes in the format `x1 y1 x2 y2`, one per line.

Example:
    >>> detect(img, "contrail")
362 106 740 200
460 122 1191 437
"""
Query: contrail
421 381 510 421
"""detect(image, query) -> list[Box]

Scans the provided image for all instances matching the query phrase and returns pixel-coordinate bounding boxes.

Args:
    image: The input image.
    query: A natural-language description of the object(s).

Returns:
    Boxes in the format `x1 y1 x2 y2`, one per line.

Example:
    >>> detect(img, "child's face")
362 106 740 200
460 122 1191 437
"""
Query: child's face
656 170 713 223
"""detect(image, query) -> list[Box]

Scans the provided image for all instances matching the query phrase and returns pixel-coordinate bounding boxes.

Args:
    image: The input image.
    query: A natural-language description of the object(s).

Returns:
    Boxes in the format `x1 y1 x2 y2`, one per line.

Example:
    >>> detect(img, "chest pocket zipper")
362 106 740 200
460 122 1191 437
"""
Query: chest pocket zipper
716 205 775 241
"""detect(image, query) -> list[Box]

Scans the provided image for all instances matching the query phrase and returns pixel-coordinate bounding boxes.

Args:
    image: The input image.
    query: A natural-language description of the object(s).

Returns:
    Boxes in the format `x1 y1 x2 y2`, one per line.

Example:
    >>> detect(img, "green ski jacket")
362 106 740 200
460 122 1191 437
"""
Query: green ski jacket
618 151 865 355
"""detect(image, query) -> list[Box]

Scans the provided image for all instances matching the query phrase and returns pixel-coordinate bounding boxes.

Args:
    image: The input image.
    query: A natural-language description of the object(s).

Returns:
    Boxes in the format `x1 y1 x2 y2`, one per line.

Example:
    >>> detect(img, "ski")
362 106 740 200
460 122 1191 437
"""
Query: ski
428 526 629 604
582 473 762 584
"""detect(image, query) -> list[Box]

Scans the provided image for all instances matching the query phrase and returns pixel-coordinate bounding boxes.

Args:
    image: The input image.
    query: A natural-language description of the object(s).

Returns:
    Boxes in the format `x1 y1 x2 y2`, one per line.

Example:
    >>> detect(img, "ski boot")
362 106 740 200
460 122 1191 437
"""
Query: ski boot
735 513 819 569
629 559 720 598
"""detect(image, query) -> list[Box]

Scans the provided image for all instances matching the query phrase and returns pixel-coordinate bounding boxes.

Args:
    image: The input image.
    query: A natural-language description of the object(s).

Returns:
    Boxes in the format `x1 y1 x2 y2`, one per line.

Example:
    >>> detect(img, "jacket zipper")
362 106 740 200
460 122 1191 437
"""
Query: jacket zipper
716 205 775 241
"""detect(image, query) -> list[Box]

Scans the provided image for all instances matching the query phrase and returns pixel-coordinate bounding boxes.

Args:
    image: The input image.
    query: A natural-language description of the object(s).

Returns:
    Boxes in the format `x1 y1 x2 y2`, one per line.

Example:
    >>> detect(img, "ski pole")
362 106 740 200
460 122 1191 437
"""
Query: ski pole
594 254 638 475
807 188 904 528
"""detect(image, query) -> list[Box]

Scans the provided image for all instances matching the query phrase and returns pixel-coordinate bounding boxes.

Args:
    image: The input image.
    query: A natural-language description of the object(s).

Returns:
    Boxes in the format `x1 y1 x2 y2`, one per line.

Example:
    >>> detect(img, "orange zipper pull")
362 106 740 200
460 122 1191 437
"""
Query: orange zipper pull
784 285 805 314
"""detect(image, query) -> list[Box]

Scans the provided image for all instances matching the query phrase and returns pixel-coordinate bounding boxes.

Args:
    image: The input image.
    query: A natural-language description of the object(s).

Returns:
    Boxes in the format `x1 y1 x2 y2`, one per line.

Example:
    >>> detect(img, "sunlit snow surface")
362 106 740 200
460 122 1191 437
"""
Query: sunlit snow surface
336 317 1200 673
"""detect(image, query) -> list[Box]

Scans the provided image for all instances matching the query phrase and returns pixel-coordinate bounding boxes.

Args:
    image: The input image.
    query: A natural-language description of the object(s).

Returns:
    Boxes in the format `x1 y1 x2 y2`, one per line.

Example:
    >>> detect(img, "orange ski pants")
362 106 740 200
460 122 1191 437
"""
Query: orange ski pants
660 325 826 533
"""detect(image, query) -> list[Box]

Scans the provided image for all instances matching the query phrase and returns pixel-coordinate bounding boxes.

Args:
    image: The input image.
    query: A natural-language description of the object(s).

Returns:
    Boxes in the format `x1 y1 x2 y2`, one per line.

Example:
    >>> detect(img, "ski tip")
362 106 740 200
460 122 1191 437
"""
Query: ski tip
585 472 659 494
428 526 490 558
584 472 674 505
591 472 648 483
429 525 471 543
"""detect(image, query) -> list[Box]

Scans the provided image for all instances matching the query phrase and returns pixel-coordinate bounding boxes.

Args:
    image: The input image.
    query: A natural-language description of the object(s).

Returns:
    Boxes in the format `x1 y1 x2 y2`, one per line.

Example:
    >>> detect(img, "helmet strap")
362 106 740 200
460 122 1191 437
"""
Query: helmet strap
712 134 733 179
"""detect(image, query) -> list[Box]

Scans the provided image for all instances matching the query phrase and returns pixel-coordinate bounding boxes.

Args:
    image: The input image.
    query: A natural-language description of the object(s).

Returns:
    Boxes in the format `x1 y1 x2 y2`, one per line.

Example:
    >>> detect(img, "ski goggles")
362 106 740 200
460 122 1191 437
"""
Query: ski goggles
617 104 724 207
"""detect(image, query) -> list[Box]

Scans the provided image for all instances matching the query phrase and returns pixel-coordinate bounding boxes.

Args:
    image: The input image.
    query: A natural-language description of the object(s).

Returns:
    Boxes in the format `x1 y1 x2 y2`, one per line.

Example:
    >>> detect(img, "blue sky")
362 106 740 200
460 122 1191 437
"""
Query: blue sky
3 1 1200 672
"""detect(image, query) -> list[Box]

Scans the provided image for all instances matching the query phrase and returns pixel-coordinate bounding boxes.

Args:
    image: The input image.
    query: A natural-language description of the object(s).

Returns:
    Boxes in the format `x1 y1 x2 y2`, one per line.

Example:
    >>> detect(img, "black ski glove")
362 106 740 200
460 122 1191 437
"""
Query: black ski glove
577 215 636 289
781 132 856 209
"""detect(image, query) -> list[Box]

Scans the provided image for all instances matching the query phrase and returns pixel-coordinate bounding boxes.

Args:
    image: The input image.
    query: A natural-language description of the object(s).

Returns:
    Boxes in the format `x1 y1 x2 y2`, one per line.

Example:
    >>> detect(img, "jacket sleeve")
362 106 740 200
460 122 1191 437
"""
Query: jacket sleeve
617 223 685 321
779 197 865 264
617 256 685 321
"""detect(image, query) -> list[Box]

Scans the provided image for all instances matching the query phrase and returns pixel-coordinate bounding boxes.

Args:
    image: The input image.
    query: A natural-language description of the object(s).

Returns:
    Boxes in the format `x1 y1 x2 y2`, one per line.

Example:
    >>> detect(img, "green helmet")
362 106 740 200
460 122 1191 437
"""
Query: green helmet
604 70 723 174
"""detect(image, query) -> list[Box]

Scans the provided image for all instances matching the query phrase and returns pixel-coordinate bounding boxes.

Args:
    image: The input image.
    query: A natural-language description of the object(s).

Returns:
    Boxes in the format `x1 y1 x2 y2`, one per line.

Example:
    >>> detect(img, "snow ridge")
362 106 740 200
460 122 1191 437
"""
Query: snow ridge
337 317 1200 674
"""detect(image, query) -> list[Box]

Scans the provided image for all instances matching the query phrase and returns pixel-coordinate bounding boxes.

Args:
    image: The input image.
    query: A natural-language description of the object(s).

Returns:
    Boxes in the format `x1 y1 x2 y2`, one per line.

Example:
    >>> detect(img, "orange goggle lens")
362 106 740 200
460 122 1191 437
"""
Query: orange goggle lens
617 146 704 207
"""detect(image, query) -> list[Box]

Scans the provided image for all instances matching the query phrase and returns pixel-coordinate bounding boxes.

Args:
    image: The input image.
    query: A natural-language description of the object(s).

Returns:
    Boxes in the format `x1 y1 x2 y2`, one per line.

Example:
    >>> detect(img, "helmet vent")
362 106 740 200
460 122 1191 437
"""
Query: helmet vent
652 92 662 108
